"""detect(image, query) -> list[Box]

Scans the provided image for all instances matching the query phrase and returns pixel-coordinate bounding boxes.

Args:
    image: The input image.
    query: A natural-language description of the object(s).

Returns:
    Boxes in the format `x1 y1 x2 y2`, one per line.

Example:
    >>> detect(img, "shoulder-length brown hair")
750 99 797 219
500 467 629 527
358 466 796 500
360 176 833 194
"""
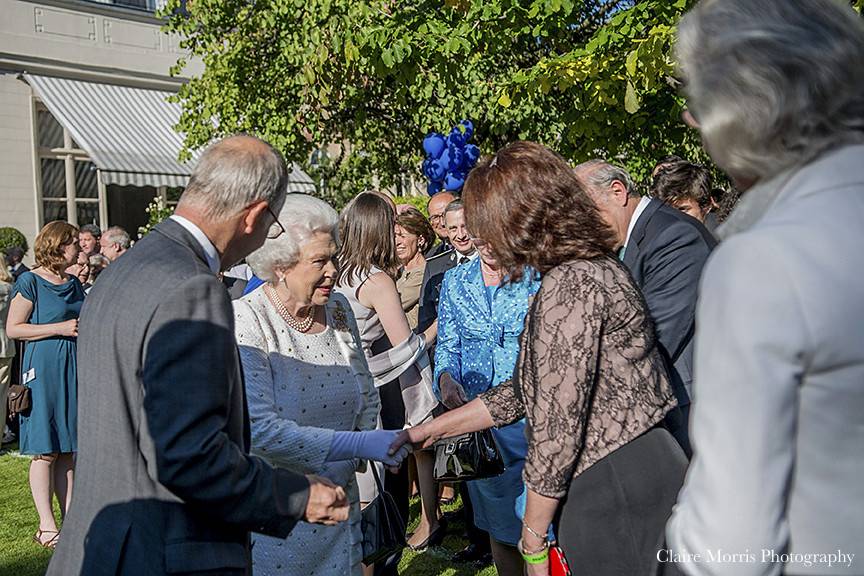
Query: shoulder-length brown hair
34 221 79 276
463 141 616 280
396 207 436 254
337 193 399 287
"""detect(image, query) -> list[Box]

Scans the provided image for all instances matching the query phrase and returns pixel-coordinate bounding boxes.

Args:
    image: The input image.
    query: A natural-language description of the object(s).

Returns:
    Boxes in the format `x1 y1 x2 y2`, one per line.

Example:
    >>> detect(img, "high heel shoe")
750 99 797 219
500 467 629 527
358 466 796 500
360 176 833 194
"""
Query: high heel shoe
407 519 447 552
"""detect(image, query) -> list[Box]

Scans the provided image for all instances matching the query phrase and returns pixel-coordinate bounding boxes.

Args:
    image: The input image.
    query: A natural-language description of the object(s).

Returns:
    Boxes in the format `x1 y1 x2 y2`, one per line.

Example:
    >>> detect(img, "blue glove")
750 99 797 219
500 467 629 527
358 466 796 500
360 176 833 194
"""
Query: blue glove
328 430 410 467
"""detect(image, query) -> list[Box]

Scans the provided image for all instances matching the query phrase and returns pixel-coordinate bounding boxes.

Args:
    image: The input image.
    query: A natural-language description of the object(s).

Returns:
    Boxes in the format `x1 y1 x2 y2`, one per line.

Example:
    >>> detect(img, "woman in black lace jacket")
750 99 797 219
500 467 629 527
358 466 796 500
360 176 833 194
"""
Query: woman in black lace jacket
395 142 688 575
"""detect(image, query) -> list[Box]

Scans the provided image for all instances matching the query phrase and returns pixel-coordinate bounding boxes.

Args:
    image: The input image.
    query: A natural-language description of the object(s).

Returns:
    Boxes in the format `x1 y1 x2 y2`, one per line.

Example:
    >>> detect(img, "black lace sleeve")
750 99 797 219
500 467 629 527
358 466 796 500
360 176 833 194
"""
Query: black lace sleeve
480 377 525 427
520 264 605 499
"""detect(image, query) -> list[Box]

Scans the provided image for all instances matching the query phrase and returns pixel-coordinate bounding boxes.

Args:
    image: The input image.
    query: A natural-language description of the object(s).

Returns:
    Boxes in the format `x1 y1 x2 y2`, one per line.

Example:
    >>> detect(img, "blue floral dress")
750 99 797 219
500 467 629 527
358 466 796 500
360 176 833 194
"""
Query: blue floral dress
434 259 540 545
13 271 84 455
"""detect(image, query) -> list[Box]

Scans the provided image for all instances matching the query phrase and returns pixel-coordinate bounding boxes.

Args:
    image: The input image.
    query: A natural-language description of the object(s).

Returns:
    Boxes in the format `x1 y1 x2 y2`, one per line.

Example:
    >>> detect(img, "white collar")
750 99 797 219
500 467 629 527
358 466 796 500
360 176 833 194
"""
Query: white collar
624 196 652 249
454 249 478 263
169 214 220 274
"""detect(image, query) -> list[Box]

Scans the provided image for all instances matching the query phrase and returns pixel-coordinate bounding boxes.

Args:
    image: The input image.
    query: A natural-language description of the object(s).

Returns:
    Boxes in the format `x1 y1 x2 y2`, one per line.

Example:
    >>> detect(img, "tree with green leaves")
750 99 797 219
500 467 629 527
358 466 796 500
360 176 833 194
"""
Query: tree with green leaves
163 0 860 205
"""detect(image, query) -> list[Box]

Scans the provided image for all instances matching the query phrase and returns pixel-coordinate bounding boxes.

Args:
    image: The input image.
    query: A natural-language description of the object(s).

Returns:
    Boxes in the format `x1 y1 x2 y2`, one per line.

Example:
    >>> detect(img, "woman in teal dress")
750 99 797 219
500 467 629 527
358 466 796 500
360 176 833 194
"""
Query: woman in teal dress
6 221 85 549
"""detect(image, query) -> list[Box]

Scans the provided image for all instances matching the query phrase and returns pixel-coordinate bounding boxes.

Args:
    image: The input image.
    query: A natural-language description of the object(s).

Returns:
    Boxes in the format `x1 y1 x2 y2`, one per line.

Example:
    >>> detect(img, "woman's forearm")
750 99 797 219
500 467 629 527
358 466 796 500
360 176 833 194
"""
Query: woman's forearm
6 322 62 341
411 397 495 448
522 489 560 548
422 319 438 347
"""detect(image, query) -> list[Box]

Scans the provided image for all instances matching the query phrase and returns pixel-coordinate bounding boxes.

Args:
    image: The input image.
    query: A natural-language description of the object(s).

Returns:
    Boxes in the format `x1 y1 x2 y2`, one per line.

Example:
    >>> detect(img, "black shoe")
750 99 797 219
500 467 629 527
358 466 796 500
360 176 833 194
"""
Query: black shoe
452 543 493 564
407 521 447 552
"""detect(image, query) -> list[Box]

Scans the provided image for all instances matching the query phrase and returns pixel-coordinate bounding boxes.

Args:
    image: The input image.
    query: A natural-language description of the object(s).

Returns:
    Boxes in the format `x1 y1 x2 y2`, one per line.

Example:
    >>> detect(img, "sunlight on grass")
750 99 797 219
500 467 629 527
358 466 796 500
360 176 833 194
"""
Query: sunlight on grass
0 444 496 575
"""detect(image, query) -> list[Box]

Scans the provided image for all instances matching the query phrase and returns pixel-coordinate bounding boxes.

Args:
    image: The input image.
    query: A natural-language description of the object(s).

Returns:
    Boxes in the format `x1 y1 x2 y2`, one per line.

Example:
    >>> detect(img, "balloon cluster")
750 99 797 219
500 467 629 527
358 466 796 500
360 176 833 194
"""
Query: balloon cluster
421 120 480 195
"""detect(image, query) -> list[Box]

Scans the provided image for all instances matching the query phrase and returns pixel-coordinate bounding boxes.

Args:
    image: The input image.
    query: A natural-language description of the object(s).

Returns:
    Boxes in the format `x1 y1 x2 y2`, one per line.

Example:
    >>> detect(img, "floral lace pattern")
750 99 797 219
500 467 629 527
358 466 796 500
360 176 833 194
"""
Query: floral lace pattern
481 257 677 498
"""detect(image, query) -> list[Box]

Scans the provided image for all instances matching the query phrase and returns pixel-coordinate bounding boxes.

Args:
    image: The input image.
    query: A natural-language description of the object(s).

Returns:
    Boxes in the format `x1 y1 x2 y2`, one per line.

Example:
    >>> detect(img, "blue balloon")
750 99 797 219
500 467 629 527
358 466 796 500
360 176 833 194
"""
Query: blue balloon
423 133 446 159
460 119 474 141
462 144 480 170
448 145 465 172
444 171 465 191
428 158 447 182
427 180 443 195
447 126 466 148
438 148 451 175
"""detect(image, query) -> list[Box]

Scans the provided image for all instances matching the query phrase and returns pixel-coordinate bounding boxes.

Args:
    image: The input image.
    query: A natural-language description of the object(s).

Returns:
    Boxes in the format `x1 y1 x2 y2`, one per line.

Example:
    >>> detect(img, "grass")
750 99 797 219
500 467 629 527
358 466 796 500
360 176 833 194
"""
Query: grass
0 442 55 575
0 442 495 575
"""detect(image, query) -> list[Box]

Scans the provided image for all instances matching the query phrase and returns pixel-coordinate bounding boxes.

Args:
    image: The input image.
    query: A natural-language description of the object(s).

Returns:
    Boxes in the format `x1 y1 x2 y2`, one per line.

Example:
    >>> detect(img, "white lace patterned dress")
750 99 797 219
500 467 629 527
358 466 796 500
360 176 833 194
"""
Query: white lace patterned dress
234 289 379 576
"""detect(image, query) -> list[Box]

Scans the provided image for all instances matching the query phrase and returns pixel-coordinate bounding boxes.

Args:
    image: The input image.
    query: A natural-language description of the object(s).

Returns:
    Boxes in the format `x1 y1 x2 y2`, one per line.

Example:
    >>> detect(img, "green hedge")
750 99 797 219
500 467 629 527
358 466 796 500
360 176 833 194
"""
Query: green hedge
0 227 27 256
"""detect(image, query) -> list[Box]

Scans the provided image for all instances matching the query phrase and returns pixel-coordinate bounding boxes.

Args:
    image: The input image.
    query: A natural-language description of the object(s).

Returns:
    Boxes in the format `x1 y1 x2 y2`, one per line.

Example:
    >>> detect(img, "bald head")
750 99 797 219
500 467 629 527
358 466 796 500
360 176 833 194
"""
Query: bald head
427 192 457 241
178 134 288 222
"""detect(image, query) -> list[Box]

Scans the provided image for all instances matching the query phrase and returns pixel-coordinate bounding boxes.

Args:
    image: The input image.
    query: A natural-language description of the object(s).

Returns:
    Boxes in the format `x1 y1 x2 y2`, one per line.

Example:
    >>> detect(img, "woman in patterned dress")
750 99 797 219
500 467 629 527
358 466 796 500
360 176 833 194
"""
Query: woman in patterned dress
233 194 410 576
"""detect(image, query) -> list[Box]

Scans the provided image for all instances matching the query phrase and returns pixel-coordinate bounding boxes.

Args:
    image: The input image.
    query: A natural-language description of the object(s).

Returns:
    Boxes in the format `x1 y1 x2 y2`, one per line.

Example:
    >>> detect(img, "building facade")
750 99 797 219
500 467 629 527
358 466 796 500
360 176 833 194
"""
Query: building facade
0 0 315 259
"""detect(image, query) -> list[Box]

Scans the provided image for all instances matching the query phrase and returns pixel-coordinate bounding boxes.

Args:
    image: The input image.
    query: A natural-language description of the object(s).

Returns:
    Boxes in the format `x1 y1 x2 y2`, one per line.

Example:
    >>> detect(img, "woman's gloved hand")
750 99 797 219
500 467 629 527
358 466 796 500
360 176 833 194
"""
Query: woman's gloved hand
328 430 412 467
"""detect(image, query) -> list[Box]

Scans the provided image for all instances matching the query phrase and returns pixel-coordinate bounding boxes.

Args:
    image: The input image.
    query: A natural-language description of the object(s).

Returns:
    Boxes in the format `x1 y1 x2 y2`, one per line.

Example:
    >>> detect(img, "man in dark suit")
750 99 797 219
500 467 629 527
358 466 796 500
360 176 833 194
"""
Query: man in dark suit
417 200 477 333
423 191 456 259
5 246 29 280
48 135 349 576
576 160 717 456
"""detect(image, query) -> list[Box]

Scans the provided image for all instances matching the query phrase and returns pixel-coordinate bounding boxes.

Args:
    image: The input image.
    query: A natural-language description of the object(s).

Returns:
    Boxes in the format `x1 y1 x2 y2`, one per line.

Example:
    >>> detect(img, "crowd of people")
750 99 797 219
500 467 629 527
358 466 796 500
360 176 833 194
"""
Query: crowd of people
1 0 863 575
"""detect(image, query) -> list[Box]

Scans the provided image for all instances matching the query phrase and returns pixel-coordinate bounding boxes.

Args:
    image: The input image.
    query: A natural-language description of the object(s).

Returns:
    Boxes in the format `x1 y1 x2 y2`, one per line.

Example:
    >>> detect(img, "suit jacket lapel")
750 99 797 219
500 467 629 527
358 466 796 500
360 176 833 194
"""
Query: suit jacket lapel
623 198 662 270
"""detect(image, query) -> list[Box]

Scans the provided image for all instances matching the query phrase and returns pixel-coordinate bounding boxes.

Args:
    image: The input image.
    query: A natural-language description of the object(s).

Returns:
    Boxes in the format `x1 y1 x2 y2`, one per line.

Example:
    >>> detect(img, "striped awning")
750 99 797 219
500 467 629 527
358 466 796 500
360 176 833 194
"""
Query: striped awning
23 74 316 192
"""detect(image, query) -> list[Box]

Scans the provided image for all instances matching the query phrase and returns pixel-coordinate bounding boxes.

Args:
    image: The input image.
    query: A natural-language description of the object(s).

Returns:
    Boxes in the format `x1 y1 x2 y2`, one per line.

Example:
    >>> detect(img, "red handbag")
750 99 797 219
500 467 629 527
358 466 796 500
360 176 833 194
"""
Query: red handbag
549 543 572 576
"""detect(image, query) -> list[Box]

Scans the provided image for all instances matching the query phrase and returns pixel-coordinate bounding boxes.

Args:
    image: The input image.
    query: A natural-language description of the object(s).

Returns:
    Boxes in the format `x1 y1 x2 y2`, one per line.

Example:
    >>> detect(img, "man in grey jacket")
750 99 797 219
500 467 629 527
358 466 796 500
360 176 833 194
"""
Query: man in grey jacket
48 135 349 576
664 1 864 574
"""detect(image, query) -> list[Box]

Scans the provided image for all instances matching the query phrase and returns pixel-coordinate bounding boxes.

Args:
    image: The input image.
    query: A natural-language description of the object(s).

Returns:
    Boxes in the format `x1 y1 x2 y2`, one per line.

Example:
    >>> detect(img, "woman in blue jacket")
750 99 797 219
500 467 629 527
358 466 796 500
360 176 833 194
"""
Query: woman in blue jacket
434 237 539 576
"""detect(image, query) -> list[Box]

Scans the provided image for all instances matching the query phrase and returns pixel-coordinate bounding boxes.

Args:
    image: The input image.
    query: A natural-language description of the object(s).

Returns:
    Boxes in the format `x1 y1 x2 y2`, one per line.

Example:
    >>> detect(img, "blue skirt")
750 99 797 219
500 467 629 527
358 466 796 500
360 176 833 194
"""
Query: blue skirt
466 420 527 546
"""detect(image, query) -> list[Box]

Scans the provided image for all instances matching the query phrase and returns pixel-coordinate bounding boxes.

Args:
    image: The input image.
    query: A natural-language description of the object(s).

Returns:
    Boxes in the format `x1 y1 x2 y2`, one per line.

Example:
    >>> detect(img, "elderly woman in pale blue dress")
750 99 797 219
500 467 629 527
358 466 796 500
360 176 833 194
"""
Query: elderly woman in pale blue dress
233 194 409 576
434 237 540 576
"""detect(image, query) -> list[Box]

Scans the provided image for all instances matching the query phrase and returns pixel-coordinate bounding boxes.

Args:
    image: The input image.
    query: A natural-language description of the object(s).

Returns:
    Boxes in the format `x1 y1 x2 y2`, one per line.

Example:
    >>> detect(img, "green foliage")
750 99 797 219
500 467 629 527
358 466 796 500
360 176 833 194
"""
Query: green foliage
392 195 430 217
0 227 28 256
162 0 709 189
137 196 175 238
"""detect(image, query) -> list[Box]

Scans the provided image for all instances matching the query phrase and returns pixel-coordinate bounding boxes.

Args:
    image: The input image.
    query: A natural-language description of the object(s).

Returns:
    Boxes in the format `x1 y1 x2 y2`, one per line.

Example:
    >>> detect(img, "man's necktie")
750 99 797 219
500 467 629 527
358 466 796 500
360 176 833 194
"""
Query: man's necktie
617 246 626 261
459 256 470 265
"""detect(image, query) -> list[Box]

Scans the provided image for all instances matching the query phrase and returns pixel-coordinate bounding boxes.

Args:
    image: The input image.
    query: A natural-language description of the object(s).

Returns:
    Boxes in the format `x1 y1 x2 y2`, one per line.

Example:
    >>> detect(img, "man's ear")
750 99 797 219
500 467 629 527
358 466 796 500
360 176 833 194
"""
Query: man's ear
609 180 630 207
244 201 270 235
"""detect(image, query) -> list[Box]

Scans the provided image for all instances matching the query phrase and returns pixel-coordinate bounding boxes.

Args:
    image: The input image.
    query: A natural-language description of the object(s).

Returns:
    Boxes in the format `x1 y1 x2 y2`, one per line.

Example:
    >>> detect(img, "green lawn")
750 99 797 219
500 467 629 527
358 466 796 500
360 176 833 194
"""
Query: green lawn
0 443 495 575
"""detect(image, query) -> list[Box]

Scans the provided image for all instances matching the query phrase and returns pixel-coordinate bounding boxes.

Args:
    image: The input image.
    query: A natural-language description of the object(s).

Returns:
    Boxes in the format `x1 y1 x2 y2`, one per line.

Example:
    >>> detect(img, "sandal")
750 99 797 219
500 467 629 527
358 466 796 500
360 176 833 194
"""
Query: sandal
33 529 60 549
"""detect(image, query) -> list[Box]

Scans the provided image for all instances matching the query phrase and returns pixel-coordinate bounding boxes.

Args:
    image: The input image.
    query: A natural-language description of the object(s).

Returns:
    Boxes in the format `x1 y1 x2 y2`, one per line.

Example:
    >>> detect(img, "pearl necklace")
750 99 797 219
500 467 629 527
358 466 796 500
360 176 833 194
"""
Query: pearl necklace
265 285 316 333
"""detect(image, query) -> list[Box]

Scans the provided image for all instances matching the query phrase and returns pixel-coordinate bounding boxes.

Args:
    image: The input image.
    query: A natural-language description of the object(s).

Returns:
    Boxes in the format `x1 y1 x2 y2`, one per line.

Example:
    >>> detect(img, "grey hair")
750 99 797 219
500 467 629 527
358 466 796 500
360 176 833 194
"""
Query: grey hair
178 134 289 221
444 200 464 216
80 223 101 237
246 194 339 282
103 226 131 250
575 159 638 197
676 0 864 182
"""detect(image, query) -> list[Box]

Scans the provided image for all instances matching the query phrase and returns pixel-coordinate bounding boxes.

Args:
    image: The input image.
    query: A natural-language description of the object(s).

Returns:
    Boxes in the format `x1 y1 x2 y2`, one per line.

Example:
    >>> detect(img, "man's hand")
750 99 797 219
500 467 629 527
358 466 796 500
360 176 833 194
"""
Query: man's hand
303 475 349 526
439 373 468 410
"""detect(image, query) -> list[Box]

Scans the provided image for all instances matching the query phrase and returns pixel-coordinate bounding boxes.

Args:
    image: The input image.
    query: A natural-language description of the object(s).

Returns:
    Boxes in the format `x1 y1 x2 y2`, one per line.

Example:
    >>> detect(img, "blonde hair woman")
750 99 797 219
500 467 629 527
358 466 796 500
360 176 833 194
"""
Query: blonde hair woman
6 221 85 549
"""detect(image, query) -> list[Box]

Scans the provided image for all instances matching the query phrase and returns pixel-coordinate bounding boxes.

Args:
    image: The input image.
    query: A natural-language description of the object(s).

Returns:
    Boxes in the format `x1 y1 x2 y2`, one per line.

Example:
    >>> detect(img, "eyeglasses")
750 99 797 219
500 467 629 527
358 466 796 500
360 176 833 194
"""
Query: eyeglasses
266 205 286 239
429 214 444 223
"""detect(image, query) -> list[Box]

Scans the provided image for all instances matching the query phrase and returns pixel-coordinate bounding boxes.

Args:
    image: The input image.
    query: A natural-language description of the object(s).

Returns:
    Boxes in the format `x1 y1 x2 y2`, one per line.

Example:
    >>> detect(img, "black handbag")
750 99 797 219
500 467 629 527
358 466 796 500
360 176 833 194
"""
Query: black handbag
432 430 506 482
361 463 407 565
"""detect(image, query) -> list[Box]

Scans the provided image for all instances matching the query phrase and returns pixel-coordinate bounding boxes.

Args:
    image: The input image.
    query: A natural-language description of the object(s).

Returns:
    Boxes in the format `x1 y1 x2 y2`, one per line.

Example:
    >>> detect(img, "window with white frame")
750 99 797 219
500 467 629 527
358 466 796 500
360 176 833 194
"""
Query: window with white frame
36 103 101 227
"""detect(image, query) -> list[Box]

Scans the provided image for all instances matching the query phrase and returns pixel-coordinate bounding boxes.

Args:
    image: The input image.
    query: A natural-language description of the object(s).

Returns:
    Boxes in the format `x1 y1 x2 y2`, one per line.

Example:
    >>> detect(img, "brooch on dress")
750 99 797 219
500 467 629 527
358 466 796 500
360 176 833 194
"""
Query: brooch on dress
330 301 350 332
